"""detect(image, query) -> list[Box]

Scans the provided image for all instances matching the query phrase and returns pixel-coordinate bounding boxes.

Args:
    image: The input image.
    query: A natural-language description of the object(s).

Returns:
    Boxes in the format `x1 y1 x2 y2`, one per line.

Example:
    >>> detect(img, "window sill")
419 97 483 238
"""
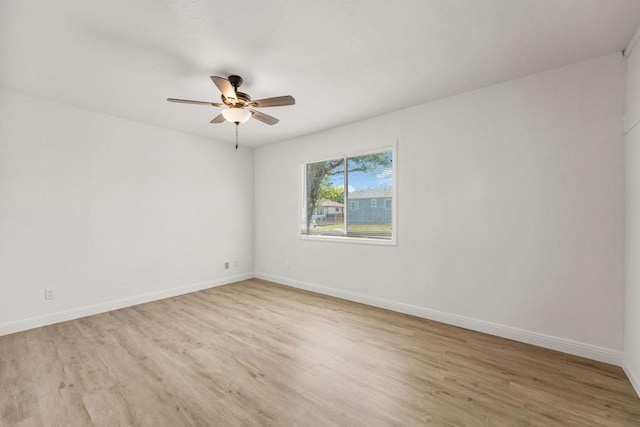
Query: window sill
299 233 397 246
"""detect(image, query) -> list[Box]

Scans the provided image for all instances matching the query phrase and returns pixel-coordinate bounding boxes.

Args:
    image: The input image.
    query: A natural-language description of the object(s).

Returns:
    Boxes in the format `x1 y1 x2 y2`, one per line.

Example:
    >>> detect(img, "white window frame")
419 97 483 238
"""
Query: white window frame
299 141 397 246
371 199 377 208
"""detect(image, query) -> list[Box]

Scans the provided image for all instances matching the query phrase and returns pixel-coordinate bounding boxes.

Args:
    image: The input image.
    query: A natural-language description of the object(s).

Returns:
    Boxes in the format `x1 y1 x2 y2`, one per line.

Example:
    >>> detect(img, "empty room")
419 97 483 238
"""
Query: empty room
3 0 640 425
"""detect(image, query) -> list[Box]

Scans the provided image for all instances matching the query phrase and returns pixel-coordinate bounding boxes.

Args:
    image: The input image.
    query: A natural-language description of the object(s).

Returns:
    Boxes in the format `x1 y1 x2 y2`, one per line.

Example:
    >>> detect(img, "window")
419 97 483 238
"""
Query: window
301 144 396 243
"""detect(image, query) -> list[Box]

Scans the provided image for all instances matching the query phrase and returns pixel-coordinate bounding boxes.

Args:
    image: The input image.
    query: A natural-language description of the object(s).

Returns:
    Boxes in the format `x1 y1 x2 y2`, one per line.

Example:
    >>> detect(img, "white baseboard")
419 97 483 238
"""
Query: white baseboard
623 361 640 399
255 272 624 366
0 273 254 337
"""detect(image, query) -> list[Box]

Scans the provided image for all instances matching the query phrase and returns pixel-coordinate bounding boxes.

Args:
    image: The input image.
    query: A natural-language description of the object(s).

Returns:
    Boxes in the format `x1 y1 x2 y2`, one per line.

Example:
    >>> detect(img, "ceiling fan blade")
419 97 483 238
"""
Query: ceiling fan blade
210 114 225 124
167 98 224 107
250 95 295 108
211 76 236 101
249 109 279 125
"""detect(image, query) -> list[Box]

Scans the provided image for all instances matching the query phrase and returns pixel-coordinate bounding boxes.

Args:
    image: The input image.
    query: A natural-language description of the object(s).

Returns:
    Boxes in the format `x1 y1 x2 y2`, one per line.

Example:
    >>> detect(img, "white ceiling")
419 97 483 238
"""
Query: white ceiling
2 0 640 148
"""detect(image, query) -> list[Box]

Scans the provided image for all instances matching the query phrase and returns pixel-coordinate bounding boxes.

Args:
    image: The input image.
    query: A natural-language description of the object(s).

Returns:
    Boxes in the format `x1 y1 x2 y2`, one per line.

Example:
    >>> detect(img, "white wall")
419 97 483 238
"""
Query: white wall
625 40 640 395
255 54 625 364
0 90 254 333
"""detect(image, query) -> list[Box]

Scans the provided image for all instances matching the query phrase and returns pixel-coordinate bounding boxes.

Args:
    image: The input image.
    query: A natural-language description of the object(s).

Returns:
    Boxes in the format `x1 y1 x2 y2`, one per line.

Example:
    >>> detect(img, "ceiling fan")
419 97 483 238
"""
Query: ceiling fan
167 75 295 148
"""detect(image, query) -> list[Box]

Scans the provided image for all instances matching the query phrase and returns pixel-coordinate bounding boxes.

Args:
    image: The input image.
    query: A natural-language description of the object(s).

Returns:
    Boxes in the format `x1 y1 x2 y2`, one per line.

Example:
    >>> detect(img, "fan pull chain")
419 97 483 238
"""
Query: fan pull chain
235 122 239 150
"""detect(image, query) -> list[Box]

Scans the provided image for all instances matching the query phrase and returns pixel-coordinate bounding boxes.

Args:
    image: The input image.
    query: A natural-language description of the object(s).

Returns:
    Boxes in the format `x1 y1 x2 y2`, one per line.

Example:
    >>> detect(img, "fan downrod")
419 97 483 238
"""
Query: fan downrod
228 75 243 89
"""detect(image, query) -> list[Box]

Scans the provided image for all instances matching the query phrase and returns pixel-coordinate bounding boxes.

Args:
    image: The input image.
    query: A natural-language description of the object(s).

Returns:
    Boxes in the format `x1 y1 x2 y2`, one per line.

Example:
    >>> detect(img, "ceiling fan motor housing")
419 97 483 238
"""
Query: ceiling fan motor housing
222 91 251 106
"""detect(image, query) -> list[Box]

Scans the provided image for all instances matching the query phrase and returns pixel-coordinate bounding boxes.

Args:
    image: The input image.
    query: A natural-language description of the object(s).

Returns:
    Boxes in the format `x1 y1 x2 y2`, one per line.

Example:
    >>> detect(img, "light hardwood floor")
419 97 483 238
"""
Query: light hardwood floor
1 279 639 426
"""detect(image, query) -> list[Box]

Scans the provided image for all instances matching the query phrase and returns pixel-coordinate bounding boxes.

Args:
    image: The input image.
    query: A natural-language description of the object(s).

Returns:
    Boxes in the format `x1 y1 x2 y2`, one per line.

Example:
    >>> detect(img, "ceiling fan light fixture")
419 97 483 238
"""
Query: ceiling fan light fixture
222 107 251 124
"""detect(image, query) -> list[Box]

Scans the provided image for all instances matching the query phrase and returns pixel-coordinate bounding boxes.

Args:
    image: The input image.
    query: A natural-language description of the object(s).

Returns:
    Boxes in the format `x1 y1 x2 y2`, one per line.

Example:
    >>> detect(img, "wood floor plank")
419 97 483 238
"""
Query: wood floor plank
1 279 639 426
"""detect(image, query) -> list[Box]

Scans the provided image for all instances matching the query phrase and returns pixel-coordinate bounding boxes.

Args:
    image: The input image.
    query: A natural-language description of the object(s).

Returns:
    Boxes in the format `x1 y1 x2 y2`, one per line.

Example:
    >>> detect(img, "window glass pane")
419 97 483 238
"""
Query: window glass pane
346 149 393 239
301 145 394 242
303 159 345 236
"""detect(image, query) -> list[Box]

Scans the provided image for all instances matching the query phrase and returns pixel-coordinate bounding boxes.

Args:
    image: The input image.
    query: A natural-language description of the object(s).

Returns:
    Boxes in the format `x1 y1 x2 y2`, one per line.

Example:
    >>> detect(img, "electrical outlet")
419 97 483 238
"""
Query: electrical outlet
235 259 240 267
225 262 229 270
44 288 55 300
285 260 291 270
